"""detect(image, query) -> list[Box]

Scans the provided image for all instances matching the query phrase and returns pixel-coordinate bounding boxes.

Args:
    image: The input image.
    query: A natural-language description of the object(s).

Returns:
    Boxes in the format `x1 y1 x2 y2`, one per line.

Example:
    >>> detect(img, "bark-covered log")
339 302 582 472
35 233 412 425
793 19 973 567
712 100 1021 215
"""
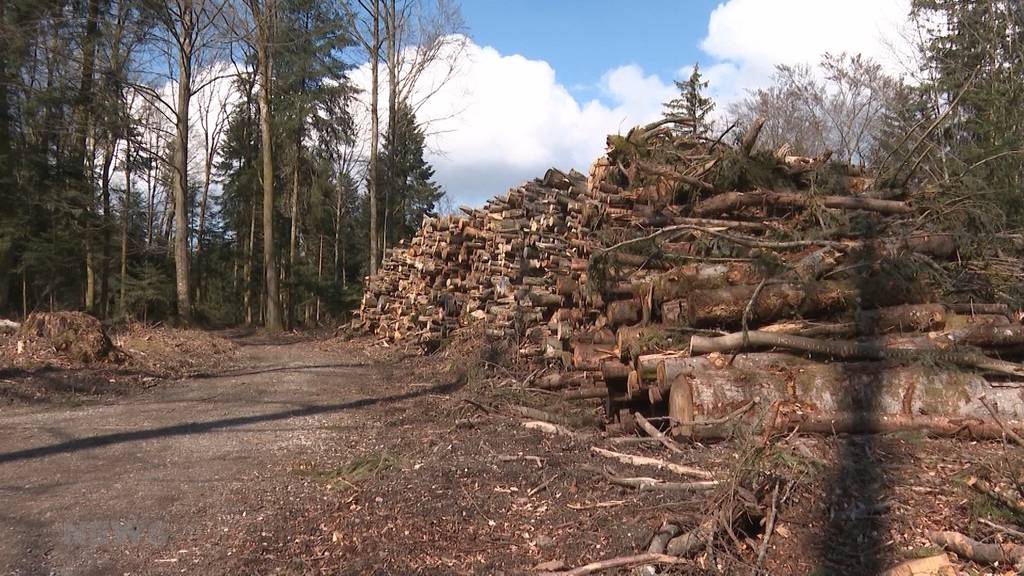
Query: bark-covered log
651 353 1024 428
689 330 1024 377
693 189 913 217
606 298 642 327
683 280 860 328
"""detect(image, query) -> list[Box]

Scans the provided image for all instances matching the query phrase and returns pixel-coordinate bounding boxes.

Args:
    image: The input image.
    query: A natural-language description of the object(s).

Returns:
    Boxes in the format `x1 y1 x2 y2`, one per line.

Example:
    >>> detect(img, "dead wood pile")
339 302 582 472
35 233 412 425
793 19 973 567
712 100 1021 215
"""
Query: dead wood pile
356 117 1024 439
14 311 118 364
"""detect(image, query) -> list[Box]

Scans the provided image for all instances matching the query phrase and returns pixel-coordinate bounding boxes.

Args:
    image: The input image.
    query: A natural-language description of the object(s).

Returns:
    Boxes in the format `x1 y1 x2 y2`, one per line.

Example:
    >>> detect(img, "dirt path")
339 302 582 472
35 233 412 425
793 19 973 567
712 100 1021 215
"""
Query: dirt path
0 333 426 576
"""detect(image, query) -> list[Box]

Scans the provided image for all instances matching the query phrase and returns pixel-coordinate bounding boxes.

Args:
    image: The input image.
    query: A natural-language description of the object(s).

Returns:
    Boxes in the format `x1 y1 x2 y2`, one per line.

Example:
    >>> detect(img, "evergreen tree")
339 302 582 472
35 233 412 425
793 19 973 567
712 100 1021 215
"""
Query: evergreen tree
909 0 1023 222
663 63 715 137
379 101 443 246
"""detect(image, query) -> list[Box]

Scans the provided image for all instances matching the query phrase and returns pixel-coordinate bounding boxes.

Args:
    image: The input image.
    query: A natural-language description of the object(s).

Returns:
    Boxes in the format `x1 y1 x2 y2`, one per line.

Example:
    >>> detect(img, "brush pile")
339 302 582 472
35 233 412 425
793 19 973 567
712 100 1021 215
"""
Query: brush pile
357 116 1024 438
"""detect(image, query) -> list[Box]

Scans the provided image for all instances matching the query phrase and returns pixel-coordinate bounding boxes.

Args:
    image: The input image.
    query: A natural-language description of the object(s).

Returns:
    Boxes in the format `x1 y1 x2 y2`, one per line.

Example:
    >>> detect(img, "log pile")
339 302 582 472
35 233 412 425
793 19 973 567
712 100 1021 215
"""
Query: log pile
357 117 1024 437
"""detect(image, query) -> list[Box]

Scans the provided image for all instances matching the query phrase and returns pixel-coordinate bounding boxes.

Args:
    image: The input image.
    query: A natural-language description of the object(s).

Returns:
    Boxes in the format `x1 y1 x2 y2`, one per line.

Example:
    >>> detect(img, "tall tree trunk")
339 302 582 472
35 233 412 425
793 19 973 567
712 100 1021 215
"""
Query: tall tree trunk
85 244 95 311
244 183 257 326
334 182 344 286
383 0 397 262
76 0 100 314
120 141 131 317
146 158 155 248
255 6 282 331
287 150 299 329
100 140 115 318
171 5 194 324
315 233 323 324
195 139 213 305
367 0 380 276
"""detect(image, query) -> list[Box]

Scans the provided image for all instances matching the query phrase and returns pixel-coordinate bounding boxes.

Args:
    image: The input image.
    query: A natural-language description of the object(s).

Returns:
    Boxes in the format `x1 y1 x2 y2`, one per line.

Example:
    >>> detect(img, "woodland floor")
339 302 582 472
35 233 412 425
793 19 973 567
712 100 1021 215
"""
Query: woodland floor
0 329 1021 575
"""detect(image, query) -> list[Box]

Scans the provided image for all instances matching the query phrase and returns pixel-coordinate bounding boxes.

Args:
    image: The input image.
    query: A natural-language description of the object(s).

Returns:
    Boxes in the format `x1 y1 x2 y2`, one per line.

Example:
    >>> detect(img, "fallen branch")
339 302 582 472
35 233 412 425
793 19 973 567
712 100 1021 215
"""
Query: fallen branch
694 189 912 218
634 413 685 454
967 476 1024 515
689 330 1024 378
928 529 1024 566
594 467 720 493
538 553 684 576
640 523 682 576
589 446 714 479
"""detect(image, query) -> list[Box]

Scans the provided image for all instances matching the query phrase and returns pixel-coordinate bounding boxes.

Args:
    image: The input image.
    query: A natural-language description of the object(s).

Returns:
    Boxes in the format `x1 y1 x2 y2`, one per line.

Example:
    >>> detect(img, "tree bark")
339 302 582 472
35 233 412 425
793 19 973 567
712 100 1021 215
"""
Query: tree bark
682 280 861 328
367 0 381 276
100 139 115 318
649 353 1024 434
287 150 299 329
119 140 131 317
254 1 282 331
171 2 194 324
694 189 912 217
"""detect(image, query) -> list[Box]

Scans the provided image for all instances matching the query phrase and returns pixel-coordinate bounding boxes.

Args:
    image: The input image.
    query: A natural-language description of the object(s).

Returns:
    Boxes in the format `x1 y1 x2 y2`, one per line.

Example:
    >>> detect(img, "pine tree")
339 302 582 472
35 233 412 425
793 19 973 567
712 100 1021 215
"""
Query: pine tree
663 63 715 137
379 101 443 245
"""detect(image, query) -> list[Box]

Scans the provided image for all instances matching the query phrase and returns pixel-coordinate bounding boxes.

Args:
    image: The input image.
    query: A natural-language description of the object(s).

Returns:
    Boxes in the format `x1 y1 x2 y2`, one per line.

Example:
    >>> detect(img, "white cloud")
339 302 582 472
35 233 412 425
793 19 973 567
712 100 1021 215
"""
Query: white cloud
699 0 915 105
350 37 676 207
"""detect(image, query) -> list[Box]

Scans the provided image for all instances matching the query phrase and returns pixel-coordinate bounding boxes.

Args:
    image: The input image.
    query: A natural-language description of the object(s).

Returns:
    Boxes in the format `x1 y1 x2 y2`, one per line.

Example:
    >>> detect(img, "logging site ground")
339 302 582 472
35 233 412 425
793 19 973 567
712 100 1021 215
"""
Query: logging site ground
0 325 1019 575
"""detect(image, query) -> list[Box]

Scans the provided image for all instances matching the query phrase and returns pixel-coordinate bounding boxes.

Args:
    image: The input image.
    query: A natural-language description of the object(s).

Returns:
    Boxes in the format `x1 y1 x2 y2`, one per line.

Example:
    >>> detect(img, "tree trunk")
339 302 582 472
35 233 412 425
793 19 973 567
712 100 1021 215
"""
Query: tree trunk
693 189 912 217
287 151 299 329
119 140 131 317
334 181 344 286
367 0 381 276
100 140 114 318
655 353 1024 439
681 280 861 328
171 7 194 325
315 233 323 324
195 133 213 304
255 5 282 331
76 0 100 314
244 181 257 326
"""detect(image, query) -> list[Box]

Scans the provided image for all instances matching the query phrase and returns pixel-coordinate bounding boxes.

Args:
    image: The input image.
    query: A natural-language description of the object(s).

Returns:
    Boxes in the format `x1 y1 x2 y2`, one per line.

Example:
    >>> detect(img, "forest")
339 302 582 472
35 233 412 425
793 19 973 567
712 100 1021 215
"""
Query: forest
0 0 460 329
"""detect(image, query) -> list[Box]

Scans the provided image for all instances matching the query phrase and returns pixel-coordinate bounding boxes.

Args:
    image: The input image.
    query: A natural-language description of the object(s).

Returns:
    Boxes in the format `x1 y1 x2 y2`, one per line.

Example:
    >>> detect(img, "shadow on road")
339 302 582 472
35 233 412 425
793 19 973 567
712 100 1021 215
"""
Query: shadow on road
0 374 464 466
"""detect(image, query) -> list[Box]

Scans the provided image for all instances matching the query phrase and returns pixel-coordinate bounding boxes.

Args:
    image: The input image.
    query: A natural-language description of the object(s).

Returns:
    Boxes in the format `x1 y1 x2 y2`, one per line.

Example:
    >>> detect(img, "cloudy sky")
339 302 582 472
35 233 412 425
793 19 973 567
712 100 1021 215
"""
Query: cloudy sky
353 0 916 207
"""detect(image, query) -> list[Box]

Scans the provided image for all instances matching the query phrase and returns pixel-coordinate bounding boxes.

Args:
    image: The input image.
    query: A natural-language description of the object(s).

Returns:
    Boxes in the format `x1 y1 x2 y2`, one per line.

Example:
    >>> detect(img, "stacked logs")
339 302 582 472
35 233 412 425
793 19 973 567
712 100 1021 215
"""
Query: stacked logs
358 117 1024 437
357 169 593 351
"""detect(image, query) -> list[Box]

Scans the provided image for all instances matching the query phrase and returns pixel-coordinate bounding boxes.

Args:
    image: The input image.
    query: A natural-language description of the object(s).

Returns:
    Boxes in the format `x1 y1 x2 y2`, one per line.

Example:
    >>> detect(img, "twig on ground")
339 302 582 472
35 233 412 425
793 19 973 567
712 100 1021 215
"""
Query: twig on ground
497 454 545 468
752 481 781 575
593 466 719 493
566 500 626 511
634 413 684 454
528 474 558 497
589 447 714 479
537 553 684 576
979 518 1024 540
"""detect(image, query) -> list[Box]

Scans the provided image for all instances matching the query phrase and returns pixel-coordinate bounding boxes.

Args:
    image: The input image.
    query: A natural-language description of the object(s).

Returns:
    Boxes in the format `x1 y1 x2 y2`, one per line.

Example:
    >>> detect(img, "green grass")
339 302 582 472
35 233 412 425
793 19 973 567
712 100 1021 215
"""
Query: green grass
304 452 400 491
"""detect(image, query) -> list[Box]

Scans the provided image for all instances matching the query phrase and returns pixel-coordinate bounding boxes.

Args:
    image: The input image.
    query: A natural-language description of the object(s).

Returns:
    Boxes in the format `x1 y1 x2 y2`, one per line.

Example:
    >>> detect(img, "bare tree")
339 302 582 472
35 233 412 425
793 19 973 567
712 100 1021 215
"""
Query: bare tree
193 67 231 302
134 0 227 324
342 0 383 276
237 0 284 331
728 54 899 165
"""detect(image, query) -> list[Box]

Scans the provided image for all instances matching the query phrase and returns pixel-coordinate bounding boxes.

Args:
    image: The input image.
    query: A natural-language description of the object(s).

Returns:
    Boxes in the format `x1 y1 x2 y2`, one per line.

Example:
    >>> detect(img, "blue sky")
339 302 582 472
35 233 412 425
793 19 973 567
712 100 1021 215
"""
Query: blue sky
347 0 914 206
461 1 720 103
